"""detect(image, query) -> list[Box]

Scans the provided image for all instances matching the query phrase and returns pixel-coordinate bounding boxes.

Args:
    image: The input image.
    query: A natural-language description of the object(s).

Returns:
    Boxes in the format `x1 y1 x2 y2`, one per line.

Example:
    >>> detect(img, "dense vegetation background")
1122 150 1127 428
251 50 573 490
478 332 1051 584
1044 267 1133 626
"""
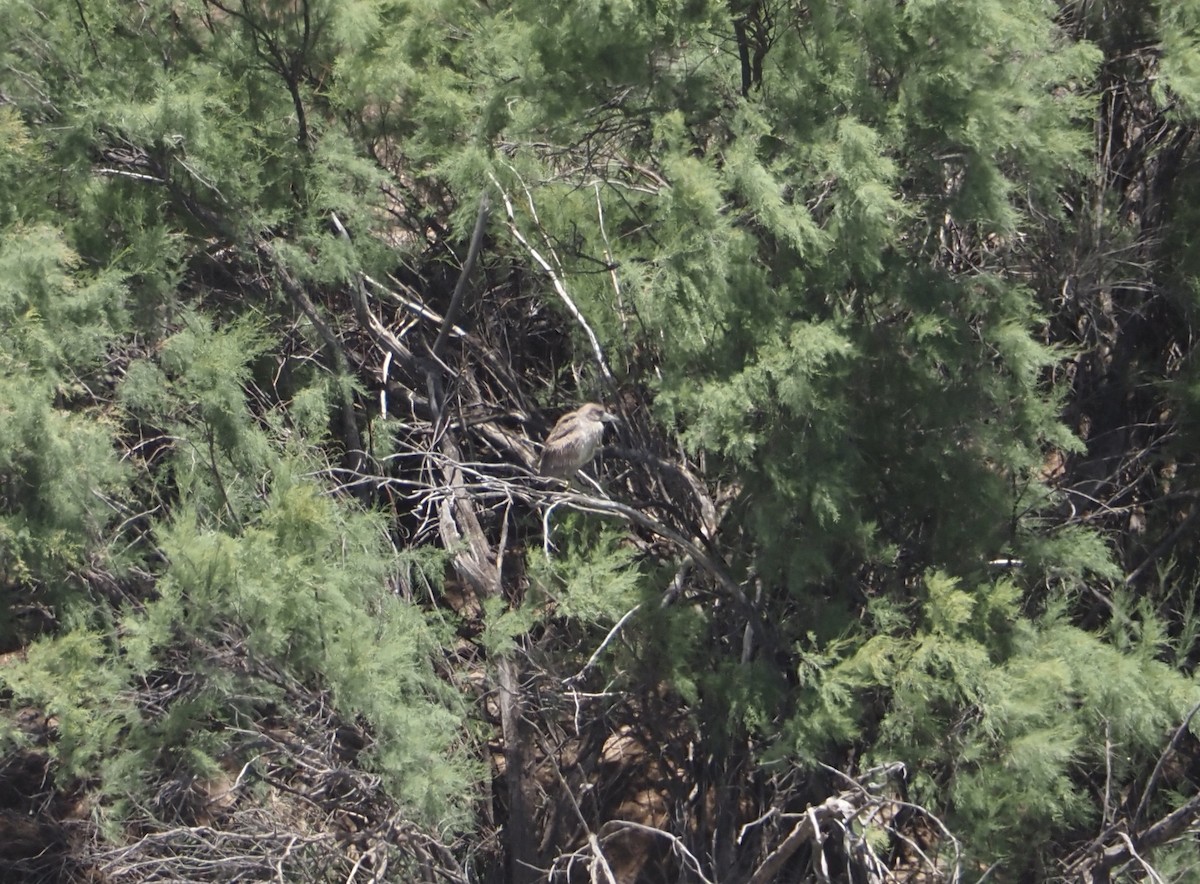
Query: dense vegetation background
4 0 1200 881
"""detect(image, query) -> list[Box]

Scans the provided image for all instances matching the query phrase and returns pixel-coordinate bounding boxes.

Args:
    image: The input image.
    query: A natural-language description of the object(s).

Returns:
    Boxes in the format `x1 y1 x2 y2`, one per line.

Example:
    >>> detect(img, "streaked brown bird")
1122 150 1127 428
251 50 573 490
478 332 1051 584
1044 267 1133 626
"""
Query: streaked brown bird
538 403 620 479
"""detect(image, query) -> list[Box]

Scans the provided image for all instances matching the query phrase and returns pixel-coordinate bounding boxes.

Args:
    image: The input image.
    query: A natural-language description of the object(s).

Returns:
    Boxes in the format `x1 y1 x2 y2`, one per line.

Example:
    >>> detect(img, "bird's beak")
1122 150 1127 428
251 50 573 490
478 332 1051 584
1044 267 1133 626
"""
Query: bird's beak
601 411 620 424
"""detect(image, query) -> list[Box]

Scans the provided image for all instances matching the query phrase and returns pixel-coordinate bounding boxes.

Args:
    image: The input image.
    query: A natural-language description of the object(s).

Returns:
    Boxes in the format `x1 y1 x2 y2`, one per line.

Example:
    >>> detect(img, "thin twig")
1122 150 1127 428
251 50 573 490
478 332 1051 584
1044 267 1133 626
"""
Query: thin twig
489 173 616 388
1133 699 1200 829
564 604 642 685
594 180 628 337
433 188 491 358
597 820 715 884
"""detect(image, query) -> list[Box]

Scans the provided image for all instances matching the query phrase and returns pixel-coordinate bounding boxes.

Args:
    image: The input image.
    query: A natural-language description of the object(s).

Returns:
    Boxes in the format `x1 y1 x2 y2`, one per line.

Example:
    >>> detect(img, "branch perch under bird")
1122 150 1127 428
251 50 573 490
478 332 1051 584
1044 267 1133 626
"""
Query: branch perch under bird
538 403 619 479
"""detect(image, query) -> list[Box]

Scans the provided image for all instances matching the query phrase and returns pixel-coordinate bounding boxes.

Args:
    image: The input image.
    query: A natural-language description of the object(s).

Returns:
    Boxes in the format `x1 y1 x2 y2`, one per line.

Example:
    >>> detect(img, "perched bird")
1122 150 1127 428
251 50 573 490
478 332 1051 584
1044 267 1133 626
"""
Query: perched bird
538 403 620 479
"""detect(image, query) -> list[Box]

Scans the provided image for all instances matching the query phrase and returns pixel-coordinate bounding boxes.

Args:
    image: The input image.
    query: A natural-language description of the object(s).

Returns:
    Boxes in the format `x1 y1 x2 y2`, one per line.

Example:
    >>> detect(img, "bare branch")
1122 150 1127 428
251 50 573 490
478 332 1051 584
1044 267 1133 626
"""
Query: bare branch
489 173 616 389
433 188 491 358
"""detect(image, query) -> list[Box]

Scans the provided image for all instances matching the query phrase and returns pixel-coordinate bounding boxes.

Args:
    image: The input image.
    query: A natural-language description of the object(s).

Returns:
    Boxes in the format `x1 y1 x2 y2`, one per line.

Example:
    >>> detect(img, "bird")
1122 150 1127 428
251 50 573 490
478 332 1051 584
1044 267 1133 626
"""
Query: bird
538 403 620 479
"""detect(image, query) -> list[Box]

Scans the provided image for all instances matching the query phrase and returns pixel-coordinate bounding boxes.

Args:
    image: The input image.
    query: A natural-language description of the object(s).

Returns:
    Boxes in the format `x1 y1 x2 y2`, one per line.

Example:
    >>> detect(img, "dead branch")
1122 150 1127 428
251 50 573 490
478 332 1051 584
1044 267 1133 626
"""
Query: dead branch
489 173 616 390
433 188 491 358
1064 700 1200 881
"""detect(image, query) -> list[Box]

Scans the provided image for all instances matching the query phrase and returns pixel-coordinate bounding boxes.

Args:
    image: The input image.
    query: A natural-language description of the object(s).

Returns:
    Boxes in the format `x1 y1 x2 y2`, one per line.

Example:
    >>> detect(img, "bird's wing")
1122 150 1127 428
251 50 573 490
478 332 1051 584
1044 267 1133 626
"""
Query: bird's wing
538 435 587 478
539 413 595 477
543 414 582 447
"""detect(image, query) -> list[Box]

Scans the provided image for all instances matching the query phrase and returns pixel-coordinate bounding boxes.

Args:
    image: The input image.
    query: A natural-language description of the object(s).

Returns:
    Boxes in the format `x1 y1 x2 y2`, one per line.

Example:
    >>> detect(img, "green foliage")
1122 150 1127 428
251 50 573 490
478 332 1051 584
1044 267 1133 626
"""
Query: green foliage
0 225 129 599
133 481 475 824
479 524 647 665
119 313 279 528
0 225 124 384
1159 1 1200 116
466 0 1108 606
781 572 1200 874
6 466 476 827
527 526 642 623
4 0 1200 875
0 0 487 838
116 314 476 824
0 393 124 588
2 629 142 786
0 107 42 227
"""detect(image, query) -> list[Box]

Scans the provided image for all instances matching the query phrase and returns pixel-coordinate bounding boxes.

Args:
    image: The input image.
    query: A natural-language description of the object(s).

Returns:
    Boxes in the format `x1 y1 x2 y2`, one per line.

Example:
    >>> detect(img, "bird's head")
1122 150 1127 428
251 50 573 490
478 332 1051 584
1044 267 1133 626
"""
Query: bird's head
578 403 620 425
